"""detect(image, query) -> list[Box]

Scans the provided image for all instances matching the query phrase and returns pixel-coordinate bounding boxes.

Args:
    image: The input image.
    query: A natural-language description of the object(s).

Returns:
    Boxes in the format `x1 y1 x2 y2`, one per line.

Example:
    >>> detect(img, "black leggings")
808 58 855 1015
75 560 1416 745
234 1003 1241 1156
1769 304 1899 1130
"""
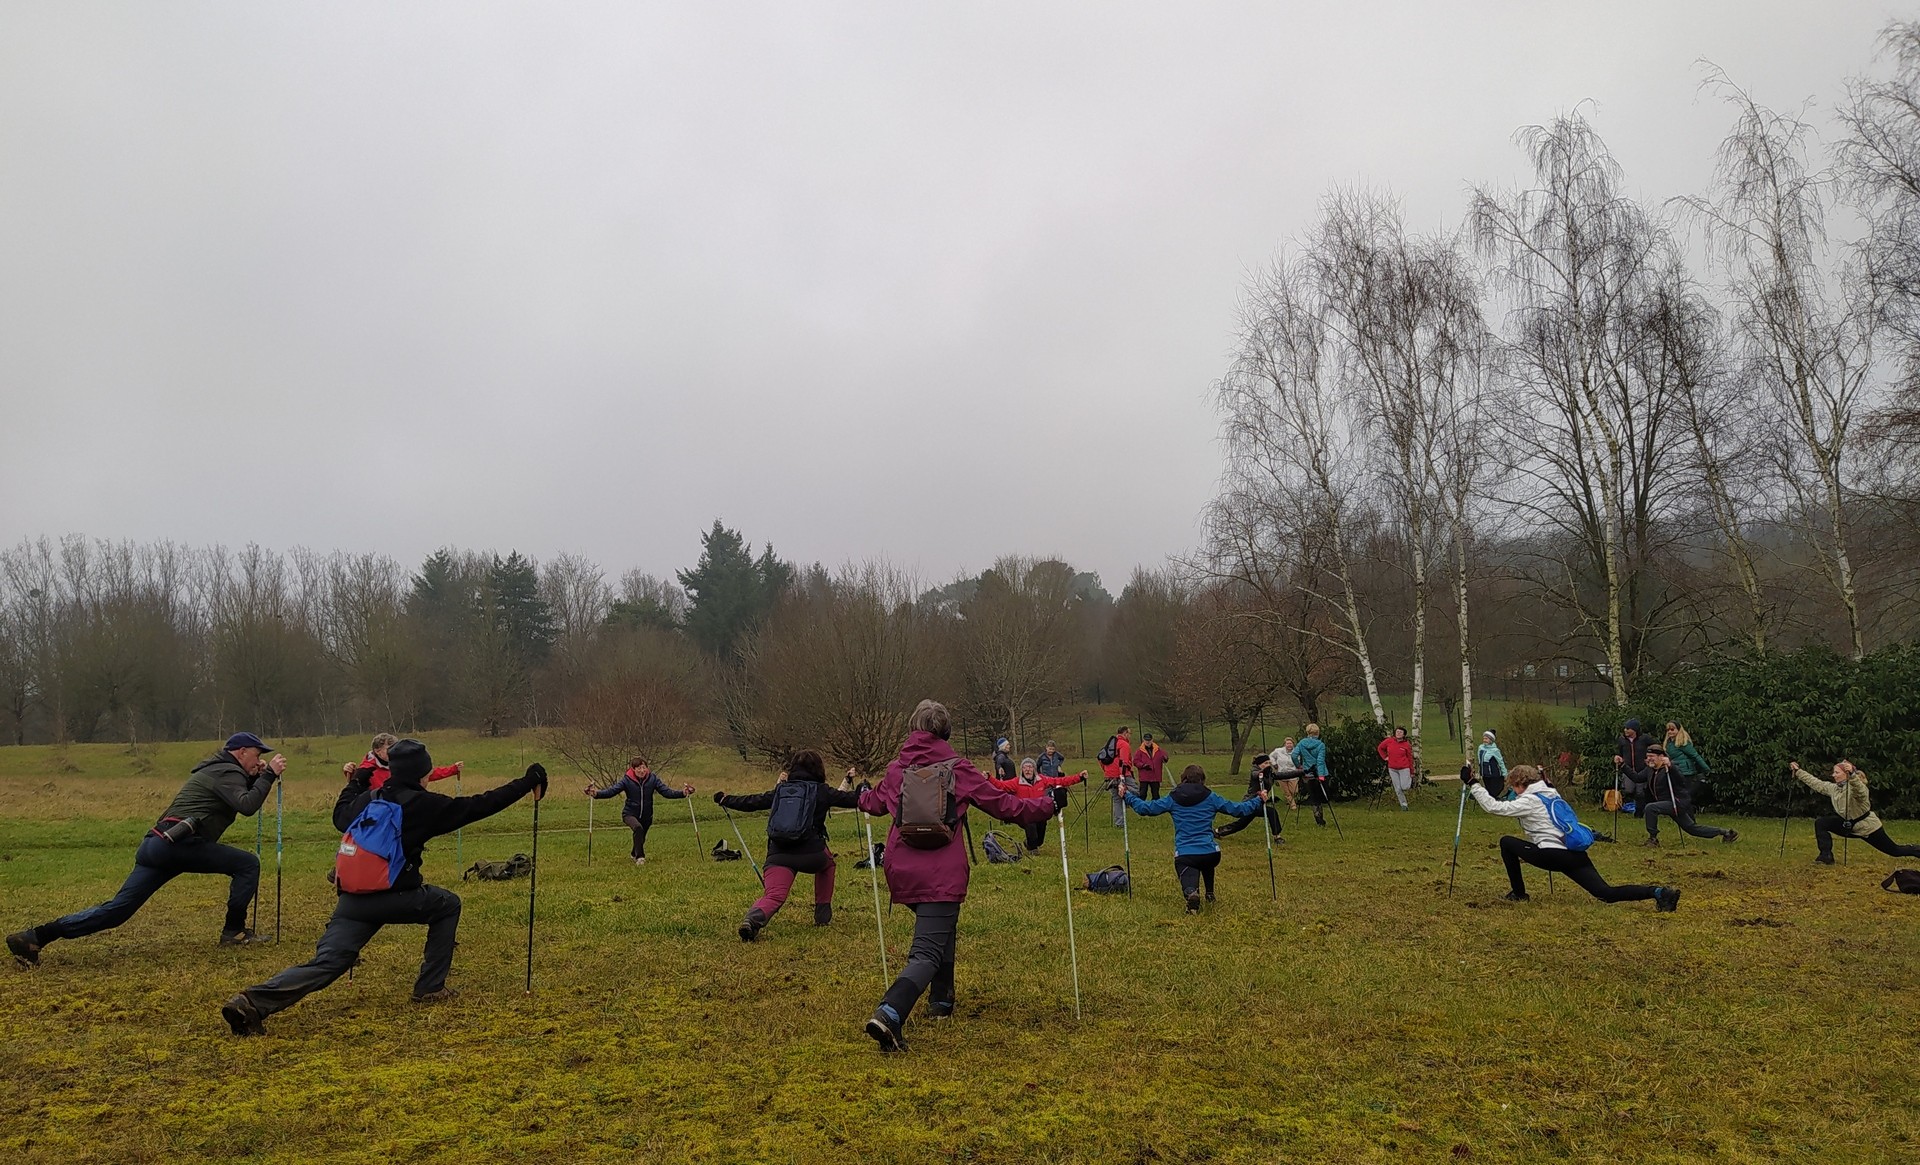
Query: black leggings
1023 820 1048 852
1215 803 1283 838
1499 836 1658 903
1644 803 1730 840
1175 851 1221 899
1813 818 1920 860
623 814 653 859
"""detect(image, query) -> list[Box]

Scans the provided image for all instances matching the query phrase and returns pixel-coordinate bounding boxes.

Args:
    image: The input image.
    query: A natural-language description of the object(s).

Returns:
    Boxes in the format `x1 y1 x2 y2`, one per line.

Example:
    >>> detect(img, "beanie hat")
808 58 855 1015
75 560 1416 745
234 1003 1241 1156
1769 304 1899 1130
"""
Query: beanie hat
386 739 433 786
1624 718 1642 732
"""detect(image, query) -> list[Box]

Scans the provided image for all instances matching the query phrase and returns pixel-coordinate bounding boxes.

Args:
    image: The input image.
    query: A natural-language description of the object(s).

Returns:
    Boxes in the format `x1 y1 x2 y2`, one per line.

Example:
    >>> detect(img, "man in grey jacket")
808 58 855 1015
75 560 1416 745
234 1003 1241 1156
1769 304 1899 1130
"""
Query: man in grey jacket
7 732 285 967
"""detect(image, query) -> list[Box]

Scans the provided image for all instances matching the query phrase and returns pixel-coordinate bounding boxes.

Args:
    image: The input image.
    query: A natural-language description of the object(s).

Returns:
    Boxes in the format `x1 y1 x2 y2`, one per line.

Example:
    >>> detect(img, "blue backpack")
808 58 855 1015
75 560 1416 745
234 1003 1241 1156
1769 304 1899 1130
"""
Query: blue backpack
1539 793 1595 852
336 792 409 893
1084 865 1130 893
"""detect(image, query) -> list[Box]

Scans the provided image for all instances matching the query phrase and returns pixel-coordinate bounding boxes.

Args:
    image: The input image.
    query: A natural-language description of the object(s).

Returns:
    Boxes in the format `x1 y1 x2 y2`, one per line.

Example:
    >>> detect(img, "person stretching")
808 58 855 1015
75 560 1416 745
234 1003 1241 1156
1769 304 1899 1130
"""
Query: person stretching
1213 752 1285 842
342 732 462 791
1125 764 1268 912
9 732 282 968
1378 727 1416 810
987 757 1087 853
1291 726 1330 827
857 700 1057 1053
1462 763 1678 911
587 755 692 864
1792 760 1920 865
1641 745 1736 846
714 750 863 940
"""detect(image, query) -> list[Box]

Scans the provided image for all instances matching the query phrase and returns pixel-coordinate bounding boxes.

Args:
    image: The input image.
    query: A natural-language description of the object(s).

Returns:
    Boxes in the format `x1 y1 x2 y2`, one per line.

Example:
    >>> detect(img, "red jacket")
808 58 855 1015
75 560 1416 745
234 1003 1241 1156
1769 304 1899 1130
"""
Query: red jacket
1377 738 1415 770
1132 743 1169 781
988 773 1085 800
362 752 461 792
1101 736 1134 779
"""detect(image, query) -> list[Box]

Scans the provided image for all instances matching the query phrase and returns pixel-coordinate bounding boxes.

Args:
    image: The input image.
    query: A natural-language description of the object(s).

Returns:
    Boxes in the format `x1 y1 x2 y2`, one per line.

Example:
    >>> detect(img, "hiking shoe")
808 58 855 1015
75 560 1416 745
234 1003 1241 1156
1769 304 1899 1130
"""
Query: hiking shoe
7 930 41 969
1313 810 1326 827
221 994 266 1036
1501 891 1531 903
412 987 459 1004
1184 893 1202 914
1654 887 1681 913
928 1000 955 1019
1641 837 1660 848
865 1005 906 1053
738 907 767 943
1204 890 1215 902
219 929 271 946
814 903 832 927
1814 854 1835 865
1722 829 1739 844
633 857 645 866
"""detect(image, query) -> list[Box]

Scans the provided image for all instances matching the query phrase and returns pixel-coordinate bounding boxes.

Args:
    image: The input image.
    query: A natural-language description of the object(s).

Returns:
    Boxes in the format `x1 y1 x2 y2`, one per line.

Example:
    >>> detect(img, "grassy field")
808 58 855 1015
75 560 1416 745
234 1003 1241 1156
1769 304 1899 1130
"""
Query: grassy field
2 731 1916 1163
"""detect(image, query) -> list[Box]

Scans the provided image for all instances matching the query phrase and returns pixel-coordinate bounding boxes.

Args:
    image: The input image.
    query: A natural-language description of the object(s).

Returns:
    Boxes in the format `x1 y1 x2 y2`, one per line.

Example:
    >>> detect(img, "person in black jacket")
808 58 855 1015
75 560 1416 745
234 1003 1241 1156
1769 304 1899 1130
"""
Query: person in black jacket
587 755 693 864
1613 719 1652 812
219 740 546 1036
1640 745 1737 847
713 749 862 942
1213 752 1286 842
9 732 284 968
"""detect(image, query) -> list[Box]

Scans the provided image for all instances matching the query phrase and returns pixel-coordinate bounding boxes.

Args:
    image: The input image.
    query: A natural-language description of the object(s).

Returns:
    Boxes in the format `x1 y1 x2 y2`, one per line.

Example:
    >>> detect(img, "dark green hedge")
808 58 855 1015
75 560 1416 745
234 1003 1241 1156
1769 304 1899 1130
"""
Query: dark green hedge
1575 645 1920 817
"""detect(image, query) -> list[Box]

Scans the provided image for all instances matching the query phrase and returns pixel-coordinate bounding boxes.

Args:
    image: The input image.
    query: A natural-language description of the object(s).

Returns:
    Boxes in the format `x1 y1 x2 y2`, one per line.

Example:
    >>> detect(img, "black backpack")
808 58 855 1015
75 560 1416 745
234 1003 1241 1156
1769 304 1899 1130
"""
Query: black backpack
1096 735 1119 766
1882 870 1920 894
767 780 821 843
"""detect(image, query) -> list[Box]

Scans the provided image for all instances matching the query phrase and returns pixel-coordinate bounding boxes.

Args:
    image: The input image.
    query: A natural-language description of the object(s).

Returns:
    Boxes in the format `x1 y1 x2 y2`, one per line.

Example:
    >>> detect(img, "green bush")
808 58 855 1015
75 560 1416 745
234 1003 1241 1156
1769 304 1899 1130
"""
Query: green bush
1494 703 1573 771
1317 715 1389 802
1576 645 1920 816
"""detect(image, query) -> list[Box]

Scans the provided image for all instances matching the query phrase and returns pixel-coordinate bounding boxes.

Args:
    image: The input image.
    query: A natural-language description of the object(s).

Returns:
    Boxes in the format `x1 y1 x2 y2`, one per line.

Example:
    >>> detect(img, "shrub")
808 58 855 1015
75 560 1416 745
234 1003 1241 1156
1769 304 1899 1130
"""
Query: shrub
1495 703 1573 773
1576 646 1920 816
1318 715 1388 802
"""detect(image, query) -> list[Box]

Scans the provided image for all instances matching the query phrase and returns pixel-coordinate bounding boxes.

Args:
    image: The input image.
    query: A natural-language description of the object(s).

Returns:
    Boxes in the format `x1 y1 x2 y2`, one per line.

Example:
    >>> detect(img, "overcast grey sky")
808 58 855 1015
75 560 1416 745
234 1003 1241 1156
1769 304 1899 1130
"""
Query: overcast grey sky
0 2 1903 591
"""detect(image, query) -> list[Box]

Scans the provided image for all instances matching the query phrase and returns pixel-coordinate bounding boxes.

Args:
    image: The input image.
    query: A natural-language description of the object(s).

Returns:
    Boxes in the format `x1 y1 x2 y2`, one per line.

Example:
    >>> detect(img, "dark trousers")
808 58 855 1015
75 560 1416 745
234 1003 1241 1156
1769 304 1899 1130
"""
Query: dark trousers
1023 820 1048 852
1644 802 1729 840
1175 851 1221 899
1214 803 1283 838
242 885 463 1017
1499 835 1657 903
37 835 258 943
1140 780 1161 800
1813 818 1920 860
623 814 653 859
879 902 960 1019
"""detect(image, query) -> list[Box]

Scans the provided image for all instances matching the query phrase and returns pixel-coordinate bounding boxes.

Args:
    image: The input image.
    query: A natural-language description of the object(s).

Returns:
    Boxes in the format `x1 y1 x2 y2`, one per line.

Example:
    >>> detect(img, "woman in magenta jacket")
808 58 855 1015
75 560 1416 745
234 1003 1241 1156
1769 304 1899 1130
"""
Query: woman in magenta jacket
856 699 1056 1053
1376 728 1416 810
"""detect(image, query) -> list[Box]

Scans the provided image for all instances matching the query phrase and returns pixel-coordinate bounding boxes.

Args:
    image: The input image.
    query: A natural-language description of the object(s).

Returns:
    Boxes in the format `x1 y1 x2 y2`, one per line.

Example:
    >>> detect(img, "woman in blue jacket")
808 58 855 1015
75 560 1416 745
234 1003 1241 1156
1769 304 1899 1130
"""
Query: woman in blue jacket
587 755 692 864
1290 725 1330 827
1125 765 1268 912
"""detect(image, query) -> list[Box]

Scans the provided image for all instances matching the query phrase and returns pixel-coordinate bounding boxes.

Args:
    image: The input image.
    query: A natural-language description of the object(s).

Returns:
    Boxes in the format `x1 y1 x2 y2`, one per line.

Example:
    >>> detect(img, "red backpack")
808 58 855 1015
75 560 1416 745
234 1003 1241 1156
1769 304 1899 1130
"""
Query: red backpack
335 791 411 893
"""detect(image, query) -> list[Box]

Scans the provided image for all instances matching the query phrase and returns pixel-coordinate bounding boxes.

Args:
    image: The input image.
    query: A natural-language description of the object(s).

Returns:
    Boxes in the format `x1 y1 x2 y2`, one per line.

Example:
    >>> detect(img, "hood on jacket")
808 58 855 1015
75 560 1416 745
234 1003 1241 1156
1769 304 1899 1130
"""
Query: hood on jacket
1172 782 1211 807
898 730 958 769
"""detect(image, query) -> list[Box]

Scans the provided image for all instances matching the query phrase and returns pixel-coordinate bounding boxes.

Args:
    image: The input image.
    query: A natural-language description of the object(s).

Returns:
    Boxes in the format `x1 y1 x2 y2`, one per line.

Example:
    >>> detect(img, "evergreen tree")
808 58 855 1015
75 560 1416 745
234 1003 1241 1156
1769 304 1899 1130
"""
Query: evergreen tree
678 521 790 660
489 551 557 666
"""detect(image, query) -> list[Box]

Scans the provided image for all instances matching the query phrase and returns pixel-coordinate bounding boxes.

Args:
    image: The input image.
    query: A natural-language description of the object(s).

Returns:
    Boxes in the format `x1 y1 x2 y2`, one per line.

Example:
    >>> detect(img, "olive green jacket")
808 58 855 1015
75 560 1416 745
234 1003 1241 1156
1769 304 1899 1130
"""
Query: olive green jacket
156 751 277 843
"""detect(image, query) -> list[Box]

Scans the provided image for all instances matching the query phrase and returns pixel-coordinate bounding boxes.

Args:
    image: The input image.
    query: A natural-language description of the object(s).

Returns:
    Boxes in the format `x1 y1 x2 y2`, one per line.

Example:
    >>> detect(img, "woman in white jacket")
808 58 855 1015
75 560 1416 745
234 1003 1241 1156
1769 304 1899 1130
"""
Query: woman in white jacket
1463 764 1680 911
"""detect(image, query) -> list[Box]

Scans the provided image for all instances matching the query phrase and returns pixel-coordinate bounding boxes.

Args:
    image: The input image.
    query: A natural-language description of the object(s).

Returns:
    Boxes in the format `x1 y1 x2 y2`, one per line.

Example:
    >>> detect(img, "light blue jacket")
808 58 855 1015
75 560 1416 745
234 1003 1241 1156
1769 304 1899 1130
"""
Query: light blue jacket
1126 785 1261 856
1290 736 1328 777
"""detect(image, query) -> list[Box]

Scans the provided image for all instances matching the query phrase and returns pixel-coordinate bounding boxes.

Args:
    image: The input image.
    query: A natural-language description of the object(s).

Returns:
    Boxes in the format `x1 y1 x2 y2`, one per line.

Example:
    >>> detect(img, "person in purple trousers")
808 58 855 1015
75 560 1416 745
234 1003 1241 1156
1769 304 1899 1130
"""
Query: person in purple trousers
856 699 1056 1052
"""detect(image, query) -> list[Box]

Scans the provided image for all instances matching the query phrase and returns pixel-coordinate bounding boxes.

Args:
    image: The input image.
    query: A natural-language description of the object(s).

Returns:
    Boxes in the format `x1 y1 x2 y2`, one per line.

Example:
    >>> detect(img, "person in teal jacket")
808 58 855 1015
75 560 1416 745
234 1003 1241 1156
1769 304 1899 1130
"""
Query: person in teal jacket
1125 764 1268 912
1663 723 1711 780
1477 730 1510 798
1290 725 1331 827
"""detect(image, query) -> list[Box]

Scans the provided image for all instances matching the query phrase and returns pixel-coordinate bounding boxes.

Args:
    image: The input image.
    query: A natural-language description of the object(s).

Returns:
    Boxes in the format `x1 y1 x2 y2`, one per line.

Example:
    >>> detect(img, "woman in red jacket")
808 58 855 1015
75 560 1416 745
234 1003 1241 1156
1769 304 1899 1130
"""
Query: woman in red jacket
1377 727 1415 811
342 733 462 792
988 757 1086 852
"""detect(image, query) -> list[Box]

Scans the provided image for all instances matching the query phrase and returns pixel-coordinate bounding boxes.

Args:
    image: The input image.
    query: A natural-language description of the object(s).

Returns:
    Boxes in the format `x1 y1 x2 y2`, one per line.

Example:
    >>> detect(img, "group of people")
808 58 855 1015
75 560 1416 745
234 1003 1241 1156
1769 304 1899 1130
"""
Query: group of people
7 705 1916 1052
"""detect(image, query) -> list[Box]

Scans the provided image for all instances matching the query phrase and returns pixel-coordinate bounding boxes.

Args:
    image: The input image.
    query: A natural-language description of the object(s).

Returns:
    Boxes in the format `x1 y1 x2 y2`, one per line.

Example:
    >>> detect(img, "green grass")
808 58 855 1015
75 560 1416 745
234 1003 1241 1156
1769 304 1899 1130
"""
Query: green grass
1 731 1916 1163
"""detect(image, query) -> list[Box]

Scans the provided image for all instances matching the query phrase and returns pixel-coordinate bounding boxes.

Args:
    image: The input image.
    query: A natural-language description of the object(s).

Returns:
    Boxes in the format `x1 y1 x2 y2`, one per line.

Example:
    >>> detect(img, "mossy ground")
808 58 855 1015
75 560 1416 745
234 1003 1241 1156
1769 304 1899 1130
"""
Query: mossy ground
1 732 1914 1163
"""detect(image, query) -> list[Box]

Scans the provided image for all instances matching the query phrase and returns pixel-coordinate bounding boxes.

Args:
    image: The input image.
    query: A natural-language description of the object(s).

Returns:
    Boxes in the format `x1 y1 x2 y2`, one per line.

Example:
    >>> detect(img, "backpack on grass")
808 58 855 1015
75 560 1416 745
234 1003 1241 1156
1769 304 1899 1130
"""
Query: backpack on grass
711 840 744 862
1084 865 1130 894
335 791 410 893
1096 736 1119 766
462 853 533 881
767 780 821 843
981 830 1024 864
1539 793 1595 852
1882 870 1920 894
896 760 959 850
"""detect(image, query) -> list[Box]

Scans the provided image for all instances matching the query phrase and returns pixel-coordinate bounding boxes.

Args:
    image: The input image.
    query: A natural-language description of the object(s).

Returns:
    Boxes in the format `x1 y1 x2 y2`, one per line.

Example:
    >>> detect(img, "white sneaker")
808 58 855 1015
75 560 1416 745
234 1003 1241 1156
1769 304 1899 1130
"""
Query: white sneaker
634 857 646 866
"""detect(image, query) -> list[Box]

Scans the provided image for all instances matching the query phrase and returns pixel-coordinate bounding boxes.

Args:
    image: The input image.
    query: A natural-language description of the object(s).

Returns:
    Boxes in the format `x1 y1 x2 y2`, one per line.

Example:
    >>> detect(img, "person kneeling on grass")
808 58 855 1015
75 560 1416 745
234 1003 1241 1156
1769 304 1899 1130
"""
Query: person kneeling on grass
715 749 864 941
857 700 1057 1053
987 757 1087 853
1641 745 1736 847
1792 760 1920 865
1462 763 1679 911
1125 764 1269 913
9 732 284 968
219 741 547 1036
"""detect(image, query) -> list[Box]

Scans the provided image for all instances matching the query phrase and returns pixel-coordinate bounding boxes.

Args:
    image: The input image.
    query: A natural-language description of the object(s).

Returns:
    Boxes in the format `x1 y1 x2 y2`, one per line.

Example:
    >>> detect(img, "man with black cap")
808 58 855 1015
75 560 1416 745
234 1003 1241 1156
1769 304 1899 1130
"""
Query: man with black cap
7 732 285 967
220 739 547 1035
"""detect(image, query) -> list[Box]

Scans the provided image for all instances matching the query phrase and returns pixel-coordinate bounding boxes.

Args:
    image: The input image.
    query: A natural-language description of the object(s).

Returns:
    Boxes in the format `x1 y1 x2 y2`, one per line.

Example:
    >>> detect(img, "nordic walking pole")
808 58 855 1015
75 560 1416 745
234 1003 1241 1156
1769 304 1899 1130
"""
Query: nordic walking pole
1447 766 1469 898
1259 785 1277 902
1119 780 1133 899
1057 809 1082 1020
962 815 978 867
252 802 263 932
274 777 284 942
454 768 463 870
587 791 595 868
687 793 704 854
525 786 541 994
723 804 764 886
1612 762 1622 842
864 813 888 983
1319 777 1344 839
1780 772 1795 858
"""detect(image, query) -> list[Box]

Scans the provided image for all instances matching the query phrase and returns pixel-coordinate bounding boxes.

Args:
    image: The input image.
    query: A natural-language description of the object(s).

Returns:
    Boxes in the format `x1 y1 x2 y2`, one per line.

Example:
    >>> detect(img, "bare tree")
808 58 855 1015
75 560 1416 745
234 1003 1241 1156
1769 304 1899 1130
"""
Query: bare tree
544 624 709 785
1105 568 1201 740
1171 582 1286 774
954 557 1084 752
1842 21 1920 392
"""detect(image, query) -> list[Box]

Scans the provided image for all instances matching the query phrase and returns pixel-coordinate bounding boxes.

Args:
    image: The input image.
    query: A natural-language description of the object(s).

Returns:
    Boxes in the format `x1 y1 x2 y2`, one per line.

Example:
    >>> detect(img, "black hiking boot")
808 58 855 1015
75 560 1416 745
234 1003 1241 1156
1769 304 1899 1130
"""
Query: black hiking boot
219 928 271 947
1185 892 1202 914
7 929 42 969
1814 854 1835 866
1501 891 1531 903
1654 886 1682 913
1721 829 1739 844
928 999 955 1020
814 903 832 927
412 987 459 1004
865 1004 906 1053
738 907 767 942
1641 837 1660 848
221 994 266 1037
1313 808 1326 827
